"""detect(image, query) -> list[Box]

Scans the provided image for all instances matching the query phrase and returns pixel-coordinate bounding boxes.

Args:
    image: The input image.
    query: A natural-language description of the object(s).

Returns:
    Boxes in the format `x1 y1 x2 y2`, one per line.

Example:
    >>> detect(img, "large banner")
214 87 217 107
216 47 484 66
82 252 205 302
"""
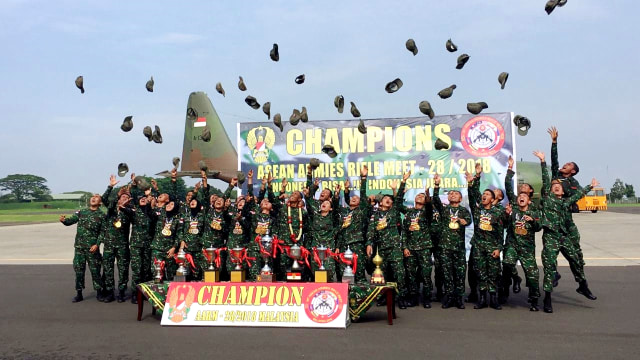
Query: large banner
161 282 349 328
237 113 516 203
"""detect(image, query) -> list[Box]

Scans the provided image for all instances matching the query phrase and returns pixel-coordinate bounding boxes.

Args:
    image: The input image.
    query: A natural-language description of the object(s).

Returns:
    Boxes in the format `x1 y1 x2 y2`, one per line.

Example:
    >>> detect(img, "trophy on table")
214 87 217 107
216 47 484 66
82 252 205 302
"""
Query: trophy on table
229 247 247 282
153 260 164 284
203 247 220 282
174 248 189 282
287 242 303 282
341 246 355 284
257 231 275 282
370 249 386 285
314 245 329 283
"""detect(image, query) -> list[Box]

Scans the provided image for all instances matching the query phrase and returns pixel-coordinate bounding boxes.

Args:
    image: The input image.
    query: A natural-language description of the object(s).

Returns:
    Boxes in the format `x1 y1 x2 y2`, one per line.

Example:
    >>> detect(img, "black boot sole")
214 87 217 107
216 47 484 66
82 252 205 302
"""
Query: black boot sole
543 307 553 313
72 297 83 303
576 288 597 300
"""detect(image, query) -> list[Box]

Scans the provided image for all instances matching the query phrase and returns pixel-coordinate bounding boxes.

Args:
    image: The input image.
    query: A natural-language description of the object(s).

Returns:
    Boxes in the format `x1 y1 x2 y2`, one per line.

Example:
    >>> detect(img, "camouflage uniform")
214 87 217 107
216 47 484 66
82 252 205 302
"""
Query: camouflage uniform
122 205 153 291
246 187 279 279
62 208 105 292
399 197 433 302
540 162 591 292
551 142 586 272
101 186 131 294
432 187 471 299
226 185 258 280
468 178 504 294
366 181 408 298
180 208 207 280
430 206 445 300
336 176 371 283
306 193 340 281
202 184 233 278
150 207 181 281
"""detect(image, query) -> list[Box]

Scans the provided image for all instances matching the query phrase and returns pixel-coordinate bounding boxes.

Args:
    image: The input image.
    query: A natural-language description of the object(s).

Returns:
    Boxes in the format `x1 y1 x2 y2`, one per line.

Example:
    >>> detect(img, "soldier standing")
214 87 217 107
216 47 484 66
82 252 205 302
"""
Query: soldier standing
60 194 106 303
432 174 471 309
121 191 154 303
306 181 341 281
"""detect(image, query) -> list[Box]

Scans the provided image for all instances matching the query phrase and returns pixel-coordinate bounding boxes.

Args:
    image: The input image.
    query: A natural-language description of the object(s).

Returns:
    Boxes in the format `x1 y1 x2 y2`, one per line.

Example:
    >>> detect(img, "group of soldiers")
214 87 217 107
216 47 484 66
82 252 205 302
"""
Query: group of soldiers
62 127 597 313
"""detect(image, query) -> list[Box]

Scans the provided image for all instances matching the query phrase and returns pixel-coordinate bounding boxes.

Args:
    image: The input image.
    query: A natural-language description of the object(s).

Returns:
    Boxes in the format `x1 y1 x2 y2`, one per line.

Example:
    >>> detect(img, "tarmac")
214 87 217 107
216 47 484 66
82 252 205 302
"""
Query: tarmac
0 211 639 359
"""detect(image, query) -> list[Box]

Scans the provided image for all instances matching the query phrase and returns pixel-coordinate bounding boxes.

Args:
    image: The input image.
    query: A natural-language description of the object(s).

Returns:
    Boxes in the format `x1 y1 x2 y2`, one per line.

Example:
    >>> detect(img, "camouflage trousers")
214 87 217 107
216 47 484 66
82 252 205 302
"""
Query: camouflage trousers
152 249 177 281
73 247 103 292
130 245 152 290
379 247 407 297
103 244 130 292
337 243 367 283
467 245 478 294
440 248 466 297
564 222 585 269
225 248 261 281
541 230 586 293
404 248 433 298
432 245 445 296
188 248 207 281
472 245 501 293
503 244 539 298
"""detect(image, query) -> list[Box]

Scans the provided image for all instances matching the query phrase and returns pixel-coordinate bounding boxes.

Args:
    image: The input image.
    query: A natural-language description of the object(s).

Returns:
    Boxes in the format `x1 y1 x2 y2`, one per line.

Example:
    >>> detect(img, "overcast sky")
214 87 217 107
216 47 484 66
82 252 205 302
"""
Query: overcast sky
1 0 638 194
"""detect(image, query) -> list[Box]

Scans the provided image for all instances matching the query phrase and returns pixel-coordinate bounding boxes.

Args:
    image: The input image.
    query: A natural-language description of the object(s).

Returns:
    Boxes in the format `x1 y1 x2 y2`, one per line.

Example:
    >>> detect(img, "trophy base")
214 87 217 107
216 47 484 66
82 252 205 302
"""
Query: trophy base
341 274 354 284
314 270 329 283
257 273 275 282
204 270 220 283
230 270 246 283
174 274 187 283
286 272 302 282
370 273 386 285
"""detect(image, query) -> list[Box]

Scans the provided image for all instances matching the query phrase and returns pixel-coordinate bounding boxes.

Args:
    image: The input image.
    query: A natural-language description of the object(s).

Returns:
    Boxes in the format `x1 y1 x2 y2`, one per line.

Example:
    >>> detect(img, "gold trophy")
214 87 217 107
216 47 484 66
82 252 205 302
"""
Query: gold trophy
314 245 329 283
229 247 246 282
370 249 385 285
203 247 220 282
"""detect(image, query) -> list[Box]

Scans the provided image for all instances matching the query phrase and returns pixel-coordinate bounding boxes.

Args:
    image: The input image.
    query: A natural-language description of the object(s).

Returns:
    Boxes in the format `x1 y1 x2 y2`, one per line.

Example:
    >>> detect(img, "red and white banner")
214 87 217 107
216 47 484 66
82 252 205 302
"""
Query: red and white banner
161 282 349 328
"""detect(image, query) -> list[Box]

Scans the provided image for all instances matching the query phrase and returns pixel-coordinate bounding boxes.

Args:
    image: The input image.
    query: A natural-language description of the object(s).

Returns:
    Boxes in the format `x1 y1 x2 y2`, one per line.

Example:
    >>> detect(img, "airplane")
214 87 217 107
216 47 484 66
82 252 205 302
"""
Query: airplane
156 91 238 183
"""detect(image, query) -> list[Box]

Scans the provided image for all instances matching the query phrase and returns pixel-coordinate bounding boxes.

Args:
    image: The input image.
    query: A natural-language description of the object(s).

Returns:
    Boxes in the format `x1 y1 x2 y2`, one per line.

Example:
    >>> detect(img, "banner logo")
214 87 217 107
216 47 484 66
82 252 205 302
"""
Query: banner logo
305 286 343 323
460 116 505 156
246 126 275 164
167 284 196 323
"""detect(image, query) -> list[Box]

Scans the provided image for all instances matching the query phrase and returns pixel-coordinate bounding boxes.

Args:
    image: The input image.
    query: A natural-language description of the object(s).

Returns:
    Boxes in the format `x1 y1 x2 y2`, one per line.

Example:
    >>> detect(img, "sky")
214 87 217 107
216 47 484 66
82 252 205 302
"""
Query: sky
0 0 638 194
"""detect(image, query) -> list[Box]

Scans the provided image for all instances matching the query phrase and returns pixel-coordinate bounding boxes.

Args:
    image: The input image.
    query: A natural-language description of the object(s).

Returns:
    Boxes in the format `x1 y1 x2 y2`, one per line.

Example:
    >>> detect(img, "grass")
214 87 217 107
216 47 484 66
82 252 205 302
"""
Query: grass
608 203 640 207
0 201 81 210
0 201 83 224
0 214 66 223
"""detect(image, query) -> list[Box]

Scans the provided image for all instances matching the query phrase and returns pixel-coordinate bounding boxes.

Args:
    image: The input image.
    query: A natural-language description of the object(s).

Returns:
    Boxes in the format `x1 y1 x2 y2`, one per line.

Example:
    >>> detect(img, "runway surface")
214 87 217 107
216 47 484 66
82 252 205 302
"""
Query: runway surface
0 265 638 359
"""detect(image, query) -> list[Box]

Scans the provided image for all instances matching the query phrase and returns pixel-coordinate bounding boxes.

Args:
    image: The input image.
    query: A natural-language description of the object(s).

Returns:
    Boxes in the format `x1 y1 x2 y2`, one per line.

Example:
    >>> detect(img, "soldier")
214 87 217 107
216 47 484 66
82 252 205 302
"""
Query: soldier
202 178 236 279
121 190 154 304
432 174 471 309
548 126 590 290
336 165 371 284
179 173 208 281
493 184 522 303
366 172 411 309
234 171 261 280
101 176 132 303
503 156 543 311
468 164 504 310
430 199 445 303
306 180 341 281
150 198 181 281
533 150 597 313
399 181 434 308
60 194 106 303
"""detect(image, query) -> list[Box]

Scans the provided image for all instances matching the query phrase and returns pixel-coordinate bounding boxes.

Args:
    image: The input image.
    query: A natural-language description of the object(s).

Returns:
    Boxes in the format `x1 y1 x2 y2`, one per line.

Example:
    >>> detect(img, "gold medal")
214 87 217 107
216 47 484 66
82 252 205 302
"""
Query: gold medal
409 217 420 231
161 228 172 236
376 216 388 231
479 223 493 231
449 222 459 230
255 221 268 235
342 213 352 228
114 220 122 229
233 222 243 235
515 228 527 235
210 218 222 230
479 212 493 231
188 221 199 234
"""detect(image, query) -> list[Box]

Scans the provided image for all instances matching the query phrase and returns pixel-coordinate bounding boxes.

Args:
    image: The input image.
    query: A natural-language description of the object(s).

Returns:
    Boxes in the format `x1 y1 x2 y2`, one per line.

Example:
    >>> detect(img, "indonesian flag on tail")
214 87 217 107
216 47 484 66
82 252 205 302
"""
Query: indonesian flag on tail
194 117 207 127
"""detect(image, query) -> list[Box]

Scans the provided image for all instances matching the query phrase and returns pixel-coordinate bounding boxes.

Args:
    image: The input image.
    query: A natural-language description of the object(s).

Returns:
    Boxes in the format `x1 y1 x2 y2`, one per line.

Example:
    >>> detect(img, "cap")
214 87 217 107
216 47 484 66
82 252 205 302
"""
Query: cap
334 95 344 113
117 163 129 177
245 96 260 109
198 160 208 172
145 76 154 92
295 74 305 84
405 39 418 55
456 54 470 69
75 76 84 94
152 125 162 144
238 76 247 91
309 158 321 170
434 138 450 150
446 39 458 52
289 109 301 125
498 72 509 90
215 82 225 97
437 84 456 99
350 102 361 118
300 106 308 122
270 43 279 62
143 126 153 141
322 144 338 158
120 116 133 132
419 101 435 119
513 115 531 136
466 102 488 115
262 102 271 119
385 78 403 93
358 119 367 134
172 157 180 168
273 113 283 132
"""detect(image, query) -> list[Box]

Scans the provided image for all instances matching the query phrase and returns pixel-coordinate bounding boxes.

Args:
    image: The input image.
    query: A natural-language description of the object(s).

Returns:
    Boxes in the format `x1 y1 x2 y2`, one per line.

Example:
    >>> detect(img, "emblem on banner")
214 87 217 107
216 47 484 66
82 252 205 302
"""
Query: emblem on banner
246 126 275 164
460 116 505 157
167 284 196 323
305 287 343 323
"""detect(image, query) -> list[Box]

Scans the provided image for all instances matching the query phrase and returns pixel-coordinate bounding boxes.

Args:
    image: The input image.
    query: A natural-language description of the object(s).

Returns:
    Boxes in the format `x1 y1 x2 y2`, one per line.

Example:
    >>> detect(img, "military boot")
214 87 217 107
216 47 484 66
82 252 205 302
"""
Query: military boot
407 294 418 307
103 290 115 303
131 289 138 304
576 280 597 300
441 295 452 309
474 291 488 309
117 289 126 303
512 275 522 293
455 296 466 309
466 290 478 303
529 297 539 312
552 272 561 288
398 296 407 310
543 291 553 313
96 289 105 302
72 290 83 303
422 293 431 309
489 292 502 310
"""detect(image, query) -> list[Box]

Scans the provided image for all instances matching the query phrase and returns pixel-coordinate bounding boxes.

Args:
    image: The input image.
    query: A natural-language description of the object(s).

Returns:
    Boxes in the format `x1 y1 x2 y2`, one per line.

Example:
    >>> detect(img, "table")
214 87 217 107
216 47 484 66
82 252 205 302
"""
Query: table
137 281 398 324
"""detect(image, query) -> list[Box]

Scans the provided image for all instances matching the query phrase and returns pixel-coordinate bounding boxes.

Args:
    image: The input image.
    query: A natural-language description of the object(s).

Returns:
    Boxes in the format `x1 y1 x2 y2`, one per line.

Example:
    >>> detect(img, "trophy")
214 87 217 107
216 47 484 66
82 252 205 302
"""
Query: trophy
287 243 303 282
153 261 164 284
314 245 329 283
229 247 246 282
203 247 220 282
370 249 386 285
341 246 355 284
257 231 275 282
174 248 189 282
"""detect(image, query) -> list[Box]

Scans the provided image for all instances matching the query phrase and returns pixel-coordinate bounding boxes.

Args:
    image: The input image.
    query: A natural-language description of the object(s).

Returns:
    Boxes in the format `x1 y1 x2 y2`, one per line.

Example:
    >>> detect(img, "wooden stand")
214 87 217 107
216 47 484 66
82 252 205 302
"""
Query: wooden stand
314 270 329 283
204 270 220 283
230 270 246 282
256 273 275 282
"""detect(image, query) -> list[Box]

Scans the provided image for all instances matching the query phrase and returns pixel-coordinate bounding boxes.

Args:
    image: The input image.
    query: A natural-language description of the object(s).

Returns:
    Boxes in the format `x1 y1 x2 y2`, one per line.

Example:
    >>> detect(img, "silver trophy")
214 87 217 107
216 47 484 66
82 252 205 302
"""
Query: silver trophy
205 247 218 270
316 245 328 270
260 231 274 275
175 248 189 282
153 262 163 284
342 246 355 284
289 243 302 272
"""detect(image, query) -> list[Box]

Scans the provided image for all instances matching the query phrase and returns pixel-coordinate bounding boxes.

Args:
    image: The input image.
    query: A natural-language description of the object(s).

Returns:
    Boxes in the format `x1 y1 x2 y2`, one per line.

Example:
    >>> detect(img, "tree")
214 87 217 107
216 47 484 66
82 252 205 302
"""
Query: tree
154 177 187 201
610 179 625 202
625 183 636 198
0 174 51 202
